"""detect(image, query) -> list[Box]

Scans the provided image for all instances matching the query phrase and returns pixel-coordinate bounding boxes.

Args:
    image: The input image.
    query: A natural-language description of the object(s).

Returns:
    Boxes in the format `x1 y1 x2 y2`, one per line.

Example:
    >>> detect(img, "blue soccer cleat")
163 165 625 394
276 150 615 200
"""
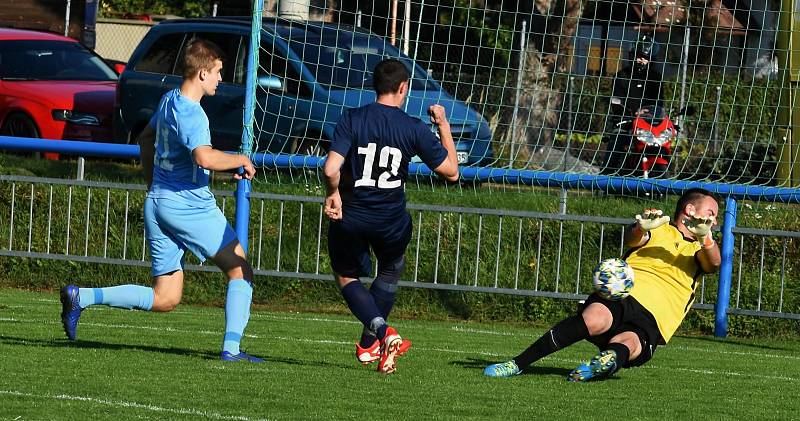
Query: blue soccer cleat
568 350 618 382
483 360 522 378
60 285 82 340
220 351 264 363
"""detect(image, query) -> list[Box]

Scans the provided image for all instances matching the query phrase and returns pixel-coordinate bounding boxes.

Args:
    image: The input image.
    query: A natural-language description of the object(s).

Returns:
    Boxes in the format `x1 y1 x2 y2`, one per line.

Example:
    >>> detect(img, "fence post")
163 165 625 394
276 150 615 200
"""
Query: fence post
714 196 737 337
235 180 251 252
76 157 85 181
235 0 264 253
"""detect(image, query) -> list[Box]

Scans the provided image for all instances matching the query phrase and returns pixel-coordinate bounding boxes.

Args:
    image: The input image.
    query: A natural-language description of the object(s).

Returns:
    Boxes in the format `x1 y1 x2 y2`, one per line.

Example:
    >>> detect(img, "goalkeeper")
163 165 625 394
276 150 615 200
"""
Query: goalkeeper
484 188 721 381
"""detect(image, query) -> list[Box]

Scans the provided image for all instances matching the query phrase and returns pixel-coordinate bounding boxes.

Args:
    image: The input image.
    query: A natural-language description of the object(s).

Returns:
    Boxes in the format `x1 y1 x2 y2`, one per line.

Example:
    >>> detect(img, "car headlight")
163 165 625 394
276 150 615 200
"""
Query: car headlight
635 128 655 144
655 128 674 146
52 109 101 126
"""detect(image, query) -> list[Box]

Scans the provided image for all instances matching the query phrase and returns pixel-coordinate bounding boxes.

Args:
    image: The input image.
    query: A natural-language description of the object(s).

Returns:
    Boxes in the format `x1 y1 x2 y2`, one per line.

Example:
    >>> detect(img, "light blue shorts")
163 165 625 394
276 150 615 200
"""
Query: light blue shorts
144 196 238 276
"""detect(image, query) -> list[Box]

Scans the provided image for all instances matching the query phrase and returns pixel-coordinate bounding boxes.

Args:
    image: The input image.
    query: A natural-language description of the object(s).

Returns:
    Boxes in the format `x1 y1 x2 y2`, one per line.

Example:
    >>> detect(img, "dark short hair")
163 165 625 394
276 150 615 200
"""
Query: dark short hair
372 59 410 95
674 188 717 220
182 38 225 79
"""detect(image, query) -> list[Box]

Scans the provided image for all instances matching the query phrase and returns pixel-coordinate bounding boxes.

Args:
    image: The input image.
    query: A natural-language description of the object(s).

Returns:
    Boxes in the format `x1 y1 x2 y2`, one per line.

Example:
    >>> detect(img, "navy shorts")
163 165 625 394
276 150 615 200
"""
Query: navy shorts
581 293 663 368
328 210 412 278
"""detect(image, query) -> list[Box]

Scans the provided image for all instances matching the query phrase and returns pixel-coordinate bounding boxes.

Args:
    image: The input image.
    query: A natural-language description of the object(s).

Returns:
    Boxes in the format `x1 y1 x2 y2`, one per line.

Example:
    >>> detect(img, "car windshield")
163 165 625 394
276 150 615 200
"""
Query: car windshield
0 40 117 81
286 31 435 91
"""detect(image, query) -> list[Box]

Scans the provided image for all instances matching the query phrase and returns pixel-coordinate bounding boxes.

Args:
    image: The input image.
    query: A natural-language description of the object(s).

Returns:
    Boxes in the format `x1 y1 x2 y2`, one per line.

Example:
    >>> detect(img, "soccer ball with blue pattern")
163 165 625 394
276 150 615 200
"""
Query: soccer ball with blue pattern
592 258 634 300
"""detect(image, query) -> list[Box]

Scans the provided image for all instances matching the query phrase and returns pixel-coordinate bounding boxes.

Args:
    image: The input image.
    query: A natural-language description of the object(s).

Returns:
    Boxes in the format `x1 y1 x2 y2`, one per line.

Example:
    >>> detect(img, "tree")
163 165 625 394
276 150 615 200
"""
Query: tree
509 0 590 171
99 0 210 17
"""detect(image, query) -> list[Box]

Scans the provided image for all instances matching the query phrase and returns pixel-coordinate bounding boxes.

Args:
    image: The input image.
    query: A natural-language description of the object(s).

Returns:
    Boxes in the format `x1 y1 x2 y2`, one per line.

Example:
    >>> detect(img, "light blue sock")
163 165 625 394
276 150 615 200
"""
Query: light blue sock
222 279 253 355
78 285 154 311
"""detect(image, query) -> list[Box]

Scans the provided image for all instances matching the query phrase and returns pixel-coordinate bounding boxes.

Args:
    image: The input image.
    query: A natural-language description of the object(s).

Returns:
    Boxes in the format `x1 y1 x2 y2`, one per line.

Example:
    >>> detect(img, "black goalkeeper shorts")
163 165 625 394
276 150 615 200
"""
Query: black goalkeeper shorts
580 293 663 368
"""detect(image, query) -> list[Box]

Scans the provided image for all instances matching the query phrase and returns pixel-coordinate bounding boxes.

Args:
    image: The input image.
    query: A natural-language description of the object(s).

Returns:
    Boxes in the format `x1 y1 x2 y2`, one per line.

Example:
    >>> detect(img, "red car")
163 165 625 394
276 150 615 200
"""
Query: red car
0 28 118 157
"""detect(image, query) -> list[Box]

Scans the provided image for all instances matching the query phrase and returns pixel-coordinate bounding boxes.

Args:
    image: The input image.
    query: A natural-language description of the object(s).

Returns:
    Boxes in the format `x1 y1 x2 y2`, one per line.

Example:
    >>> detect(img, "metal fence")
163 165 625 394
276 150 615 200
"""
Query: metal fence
94 18 154 63
1 174 797 322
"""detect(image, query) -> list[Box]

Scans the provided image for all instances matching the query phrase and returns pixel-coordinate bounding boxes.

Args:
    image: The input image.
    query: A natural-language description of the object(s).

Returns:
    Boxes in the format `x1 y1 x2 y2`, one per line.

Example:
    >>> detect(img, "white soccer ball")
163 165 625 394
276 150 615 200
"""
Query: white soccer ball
592 258 634 300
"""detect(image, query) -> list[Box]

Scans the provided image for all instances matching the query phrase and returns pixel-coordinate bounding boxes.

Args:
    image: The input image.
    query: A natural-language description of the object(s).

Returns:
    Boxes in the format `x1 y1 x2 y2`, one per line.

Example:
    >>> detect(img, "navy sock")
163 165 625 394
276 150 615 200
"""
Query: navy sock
370 276 398 319
340 281 387 340
513 315 591 369
360 276 398 347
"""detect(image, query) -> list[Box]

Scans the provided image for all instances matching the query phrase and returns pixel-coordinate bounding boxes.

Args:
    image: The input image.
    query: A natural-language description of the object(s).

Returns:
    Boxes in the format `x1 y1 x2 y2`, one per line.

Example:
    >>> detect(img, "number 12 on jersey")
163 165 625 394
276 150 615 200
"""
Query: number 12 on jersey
354 142 402 189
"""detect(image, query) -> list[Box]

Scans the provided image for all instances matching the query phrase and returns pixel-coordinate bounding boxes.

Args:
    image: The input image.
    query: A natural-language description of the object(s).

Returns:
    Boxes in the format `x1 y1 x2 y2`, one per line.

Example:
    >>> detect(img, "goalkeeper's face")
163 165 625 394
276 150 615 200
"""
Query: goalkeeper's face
685 196 719 226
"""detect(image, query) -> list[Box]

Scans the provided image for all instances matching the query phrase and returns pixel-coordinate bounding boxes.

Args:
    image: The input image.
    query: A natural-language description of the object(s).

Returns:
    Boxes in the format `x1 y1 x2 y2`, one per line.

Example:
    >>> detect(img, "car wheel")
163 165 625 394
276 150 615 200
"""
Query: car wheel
1 113 51 159
292 136 328 157
127 122 149 145
1 113 40 138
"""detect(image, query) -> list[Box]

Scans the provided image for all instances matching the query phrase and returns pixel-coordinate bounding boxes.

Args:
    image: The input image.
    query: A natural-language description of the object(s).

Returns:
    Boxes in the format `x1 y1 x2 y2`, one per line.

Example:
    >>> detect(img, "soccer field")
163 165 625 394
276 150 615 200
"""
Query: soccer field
1 289 798 420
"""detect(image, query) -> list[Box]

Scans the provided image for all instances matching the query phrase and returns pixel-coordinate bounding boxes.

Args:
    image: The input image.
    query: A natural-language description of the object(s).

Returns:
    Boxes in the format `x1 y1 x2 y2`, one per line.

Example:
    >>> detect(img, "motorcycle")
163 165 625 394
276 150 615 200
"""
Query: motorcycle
601 97 695 178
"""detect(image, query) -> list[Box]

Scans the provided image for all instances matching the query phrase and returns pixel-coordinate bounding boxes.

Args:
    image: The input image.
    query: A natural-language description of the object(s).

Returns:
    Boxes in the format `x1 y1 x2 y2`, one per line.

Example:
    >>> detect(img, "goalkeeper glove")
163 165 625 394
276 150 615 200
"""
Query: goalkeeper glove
635 208 670 232
684 211 714 242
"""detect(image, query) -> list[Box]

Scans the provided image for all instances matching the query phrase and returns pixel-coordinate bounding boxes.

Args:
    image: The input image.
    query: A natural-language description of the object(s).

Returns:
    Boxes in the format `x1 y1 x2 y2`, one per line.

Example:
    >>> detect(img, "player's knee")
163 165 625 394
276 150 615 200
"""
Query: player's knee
233 243 247 260
584 317 611 336
152 295 181 312
623 335 642 359
377 257 404 279
582 306 613 335
335 274 358 289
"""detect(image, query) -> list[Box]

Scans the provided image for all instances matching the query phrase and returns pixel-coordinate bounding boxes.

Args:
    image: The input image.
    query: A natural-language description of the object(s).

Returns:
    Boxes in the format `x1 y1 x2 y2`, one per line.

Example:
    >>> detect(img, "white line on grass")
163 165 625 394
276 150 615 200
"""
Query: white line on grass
0 390 269 421
669 345 800 361
450 326 517 336
252 313 360 325
451 325 800 361
1 318 259 339
79 321 258 339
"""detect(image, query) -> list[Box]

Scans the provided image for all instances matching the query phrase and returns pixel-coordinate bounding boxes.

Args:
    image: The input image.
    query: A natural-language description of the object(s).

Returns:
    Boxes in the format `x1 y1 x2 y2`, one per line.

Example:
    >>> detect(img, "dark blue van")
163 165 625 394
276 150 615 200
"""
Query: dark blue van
114 17 492 164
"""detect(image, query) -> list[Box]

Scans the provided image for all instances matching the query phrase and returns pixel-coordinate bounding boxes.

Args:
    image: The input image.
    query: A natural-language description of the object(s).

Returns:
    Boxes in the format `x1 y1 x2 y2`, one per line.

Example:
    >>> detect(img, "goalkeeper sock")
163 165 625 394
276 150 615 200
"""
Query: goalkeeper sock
222 279 253 355
513 315 590 368
340 281 387 340
78 285 154 310
606 342 630 371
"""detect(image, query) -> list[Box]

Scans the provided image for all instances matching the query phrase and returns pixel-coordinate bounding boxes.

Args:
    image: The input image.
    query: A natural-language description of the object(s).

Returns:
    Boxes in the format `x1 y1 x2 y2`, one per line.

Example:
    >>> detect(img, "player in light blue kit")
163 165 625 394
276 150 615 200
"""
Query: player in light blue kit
59 38 262 362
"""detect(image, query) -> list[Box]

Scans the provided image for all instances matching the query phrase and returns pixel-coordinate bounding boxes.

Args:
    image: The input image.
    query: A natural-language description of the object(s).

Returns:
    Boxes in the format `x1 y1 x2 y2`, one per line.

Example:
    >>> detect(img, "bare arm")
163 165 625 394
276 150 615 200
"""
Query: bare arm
323 151 345 220
193 146 255 180
323 151 344 194
428 105 459 182
696 235 722 274
137 125 156 190
624 223 649 248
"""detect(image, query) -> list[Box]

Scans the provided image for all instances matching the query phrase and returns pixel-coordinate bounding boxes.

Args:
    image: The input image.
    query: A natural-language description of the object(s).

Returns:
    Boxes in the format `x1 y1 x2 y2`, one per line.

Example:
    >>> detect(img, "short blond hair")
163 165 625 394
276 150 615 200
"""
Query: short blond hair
182 38 225 79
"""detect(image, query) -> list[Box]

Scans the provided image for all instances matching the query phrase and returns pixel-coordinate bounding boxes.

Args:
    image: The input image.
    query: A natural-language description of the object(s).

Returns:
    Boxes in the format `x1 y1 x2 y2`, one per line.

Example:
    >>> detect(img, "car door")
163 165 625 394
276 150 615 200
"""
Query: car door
165 31 247 152
252 37 302 153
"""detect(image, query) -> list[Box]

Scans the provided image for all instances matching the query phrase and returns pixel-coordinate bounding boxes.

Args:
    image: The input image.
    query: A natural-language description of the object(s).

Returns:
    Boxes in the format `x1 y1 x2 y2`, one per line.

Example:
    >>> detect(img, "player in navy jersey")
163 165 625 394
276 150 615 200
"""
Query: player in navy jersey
59 39 262 362
323 59 459 374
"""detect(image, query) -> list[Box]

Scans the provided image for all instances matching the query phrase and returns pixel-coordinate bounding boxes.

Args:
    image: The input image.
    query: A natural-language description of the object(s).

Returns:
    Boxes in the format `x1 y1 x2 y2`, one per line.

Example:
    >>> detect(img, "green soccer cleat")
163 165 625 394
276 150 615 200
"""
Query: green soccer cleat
483 360 521 378
568 350 618 382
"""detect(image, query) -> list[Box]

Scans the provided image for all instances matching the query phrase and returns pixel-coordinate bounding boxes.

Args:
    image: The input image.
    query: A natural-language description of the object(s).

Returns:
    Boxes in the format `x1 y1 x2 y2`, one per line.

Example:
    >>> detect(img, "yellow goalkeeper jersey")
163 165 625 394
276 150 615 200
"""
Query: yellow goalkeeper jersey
627 223 705 343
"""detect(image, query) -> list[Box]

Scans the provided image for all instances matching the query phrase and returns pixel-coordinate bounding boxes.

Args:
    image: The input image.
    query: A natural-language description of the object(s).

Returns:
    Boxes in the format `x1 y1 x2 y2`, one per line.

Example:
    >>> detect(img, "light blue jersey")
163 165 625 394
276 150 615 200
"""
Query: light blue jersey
148 88 214 204
144 88 237 275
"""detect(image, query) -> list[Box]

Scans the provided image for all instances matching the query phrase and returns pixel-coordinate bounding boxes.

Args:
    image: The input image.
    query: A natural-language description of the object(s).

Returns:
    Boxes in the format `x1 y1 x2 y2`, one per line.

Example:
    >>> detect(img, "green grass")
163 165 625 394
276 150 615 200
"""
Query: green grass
1 288 799 420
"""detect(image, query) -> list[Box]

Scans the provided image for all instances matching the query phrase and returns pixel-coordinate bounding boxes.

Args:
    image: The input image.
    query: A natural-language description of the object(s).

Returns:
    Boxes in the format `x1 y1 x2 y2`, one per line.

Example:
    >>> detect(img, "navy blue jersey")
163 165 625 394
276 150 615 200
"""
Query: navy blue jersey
330 102 448 219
